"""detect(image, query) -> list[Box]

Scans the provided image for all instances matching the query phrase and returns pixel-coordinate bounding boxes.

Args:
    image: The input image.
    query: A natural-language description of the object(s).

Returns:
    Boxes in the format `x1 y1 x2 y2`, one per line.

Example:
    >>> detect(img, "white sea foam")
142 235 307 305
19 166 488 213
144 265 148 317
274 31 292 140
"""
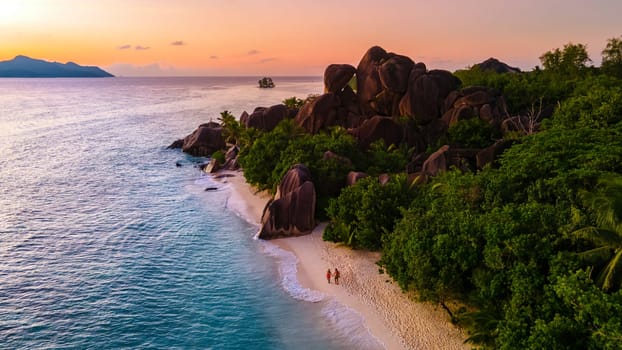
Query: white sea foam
260 241 386 349
260 241 325 303
322 300 386 350
216 182 261 227
193 174 222 190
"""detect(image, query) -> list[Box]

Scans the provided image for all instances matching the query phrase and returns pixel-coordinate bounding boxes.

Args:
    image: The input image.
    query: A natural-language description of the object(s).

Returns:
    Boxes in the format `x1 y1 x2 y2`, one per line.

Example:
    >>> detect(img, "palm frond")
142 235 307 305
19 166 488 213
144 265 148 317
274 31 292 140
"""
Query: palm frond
595 249 622 291
573 227 622 246
577 246 614 266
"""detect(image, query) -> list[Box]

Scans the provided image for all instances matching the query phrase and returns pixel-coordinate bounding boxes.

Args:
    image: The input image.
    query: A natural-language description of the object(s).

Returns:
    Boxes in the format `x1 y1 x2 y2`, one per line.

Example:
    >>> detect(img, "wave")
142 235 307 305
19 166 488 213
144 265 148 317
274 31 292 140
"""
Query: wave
260 241 325 303
193 174 224 191
321 300 386 350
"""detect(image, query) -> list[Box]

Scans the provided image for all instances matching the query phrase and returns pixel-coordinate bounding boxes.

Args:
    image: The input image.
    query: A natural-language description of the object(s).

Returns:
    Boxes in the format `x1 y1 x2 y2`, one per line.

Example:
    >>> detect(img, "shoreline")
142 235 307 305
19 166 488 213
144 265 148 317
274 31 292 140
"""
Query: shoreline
217 170 467 349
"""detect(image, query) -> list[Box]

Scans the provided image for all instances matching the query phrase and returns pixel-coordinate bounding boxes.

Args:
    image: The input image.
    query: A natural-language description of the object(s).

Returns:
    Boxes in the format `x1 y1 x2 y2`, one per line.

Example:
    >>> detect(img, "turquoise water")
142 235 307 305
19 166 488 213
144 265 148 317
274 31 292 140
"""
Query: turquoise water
0 78 383 349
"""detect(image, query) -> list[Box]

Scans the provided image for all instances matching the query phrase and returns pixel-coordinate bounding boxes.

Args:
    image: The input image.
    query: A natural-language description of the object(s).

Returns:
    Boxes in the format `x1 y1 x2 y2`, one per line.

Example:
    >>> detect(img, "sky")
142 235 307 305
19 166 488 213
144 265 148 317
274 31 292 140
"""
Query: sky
0 0 620 76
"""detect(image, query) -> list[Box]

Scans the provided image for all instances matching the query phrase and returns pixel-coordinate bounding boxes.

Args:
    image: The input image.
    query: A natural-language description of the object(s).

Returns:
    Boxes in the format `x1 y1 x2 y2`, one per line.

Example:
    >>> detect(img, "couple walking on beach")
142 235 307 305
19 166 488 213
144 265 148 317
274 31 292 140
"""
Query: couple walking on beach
326 268 340 284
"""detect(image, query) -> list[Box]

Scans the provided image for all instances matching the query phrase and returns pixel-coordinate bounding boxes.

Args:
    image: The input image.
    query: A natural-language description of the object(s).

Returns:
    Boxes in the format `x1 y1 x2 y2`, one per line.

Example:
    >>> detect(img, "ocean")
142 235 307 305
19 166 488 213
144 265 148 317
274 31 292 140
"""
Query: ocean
0 77 384 349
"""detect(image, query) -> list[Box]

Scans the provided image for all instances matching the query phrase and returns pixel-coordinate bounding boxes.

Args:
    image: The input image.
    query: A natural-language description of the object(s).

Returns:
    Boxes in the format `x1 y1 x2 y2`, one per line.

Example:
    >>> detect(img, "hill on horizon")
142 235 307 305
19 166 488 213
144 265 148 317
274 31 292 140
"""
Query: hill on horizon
472 57 521 73
0 55 114 78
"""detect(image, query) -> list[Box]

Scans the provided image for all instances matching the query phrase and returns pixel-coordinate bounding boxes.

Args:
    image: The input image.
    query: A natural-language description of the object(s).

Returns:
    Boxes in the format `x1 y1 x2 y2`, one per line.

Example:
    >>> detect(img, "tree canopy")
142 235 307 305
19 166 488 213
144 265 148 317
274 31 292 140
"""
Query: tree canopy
602 36 622 78
539 42 591 76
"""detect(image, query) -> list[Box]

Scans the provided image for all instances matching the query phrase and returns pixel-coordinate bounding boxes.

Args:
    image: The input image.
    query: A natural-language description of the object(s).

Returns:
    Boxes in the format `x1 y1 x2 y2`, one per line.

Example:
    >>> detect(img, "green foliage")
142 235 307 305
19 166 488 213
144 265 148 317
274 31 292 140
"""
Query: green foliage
501 70 575 114
453 67 509 91
381 171 484 300
238 121 364 205
217 110 243 145
601 36 622 78
540 42 592 76
447 118 497 148
282 96 305 109
380 117 622 346
211 150 225 164
454 66 574 114
488 125 622 206
347 75 357 92
551 75 622 129
237 119 304 190
528 270 622 349
272 127 364 197
573 174 622 291
364 140 410 176
324 174 416 250
282 94 320 109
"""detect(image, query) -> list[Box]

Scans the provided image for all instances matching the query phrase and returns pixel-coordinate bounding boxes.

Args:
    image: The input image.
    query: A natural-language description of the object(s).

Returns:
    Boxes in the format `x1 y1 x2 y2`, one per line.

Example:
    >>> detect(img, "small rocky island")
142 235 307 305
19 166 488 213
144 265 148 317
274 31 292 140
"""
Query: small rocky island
0 55 114 78
258 77 275 88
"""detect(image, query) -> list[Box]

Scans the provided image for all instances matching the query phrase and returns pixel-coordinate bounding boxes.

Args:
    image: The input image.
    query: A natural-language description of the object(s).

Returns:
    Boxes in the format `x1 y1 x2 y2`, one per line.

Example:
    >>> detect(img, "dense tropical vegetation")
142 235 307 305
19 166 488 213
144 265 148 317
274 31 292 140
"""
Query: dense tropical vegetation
223 36 622 348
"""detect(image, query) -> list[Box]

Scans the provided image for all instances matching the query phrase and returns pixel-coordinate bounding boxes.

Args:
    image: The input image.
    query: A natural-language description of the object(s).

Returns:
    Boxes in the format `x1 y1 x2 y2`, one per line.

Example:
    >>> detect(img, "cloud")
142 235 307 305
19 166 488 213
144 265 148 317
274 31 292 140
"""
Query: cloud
247 49 260 56
209 55 219 60
117 44 131 50
106 62 223 77
135 45 150 50
259 57 277 63
106 63 177 77
171 41 186 46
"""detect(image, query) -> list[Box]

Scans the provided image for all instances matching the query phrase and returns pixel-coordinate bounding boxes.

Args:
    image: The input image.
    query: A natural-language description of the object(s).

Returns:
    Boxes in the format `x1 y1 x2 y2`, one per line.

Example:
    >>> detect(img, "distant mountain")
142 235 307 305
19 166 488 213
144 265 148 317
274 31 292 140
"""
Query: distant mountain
0 55 114 77
473 57 521 73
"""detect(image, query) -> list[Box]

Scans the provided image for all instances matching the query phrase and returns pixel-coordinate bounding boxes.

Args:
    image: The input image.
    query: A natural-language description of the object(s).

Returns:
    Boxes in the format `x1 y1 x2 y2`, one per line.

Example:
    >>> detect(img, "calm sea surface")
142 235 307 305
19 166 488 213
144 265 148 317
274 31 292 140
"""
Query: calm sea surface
0 77 383 349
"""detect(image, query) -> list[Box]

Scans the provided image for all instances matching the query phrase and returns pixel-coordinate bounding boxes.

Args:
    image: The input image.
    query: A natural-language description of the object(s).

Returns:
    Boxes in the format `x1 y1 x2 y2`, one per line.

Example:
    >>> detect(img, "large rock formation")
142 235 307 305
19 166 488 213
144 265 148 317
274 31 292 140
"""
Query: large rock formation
294 93 342 134
376 55 415 116
242 104 294 132
441 86 509 129
293 89 363 134
348 116 403 149
222 145 240 170
169 122 225 157
258 164 316 239
324 64 356 93
399 69 461 124
356 47 416 116
356 46 388 116
296 45 473 157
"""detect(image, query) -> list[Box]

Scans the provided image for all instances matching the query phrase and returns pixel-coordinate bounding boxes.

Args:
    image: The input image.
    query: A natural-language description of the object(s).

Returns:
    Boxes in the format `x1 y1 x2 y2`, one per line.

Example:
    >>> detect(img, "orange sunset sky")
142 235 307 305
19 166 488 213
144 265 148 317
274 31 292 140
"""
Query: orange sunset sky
1 0 620 76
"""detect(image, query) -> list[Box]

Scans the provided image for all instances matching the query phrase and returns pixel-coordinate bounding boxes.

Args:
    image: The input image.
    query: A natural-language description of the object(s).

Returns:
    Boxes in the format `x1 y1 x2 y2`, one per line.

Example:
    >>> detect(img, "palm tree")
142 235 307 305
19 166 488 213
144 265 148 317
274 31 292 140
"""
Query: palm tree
460 308 500 349
573 174 622 291
217 110 243 146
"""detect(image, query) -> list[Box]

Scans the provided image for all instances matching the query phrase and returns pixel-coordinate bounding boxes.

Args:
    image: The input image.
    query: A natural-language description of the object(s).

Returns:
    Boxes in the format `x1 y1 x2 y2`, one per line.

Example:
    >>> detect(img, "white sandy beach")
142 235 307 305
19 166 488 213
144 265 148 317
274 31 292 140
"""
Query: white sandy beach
219 170 467 350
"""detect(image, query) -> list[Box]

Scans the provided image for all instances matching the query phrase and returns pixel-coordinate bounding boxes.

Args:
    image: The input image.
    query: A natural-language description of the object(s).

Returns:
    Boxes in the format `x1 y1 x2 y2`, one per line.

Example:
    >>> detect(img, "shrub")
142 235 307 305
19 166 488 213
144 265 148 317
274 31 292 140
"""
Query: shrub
447 118 497 148
211 150 225 164
324 174 416 250
238 119 303 190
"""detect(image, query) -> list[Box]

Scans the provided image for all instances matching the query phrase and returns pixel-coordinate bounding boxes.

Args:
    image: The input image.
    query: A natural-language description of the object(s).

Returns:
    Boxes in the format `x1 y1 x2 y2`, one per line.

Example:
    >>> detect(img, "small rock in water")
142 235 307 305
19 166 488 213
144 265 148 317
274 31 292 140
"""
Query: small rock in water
175 161 182 167
213 173 235 179
204 187 218 191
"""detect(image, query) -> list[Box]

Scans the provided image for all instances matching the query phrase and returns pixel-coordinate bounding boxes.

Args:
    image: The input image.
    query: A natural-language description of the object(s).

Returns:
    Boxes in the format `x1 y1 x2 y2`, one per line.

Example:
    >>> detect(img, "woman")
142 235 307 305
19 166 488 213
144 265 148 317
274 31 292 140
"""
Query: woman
326 269 332 284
